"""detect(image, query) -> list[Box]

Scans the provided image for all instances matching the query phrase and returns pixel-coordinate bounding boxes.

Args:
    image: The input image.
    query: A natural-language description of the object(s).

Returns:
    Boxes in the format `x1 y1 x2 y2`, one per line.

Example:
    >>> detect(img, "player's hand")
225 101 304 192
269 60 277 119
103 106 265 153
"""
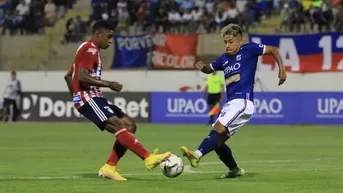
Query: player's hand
195 61 205 70
109 81 123 92
278 69 287 86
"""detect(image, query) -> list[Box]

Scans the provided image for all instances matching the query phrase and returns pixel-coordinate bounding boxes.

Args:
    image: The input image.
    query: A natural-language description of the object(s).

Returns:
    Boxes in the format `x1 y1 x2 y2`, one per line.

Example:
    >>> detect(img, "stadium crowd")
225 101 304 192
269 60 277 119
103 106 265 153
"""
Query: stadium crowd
1 0 342 38
86 0 343 35
0 0 76 35
87 0 276 34
279 0 343 33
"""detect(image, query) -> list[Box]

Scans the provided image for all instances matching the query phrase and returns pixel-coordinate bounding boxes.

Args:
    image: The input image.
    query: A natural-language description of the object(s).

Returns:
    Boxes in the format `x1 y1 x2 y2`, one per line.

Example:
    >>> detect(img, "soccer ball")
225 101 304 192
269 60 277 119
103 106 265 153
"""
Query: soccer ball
160 154 184 178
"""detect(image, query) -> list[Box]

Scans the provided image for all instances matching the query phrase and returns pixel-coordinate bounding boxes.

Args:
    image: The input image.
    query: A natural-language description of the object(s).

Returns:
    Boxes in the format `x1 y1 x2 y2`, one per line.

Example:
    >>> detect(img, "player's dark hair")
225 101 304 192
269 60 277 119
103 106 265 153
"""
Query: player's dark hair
92 20 114 34
220 24 243 39
11 70 16 75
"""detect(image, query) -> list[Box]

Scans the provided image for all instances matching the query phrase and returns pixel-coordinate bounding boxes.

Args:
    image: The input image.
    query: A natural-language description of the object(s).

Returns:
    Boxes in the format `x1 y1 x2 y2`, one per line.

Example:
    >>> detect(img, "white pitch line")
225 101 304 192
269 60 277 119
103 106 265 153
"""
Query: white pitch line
183 157 342 173
1 167 343 180
2 167 343 180
0 158 341 180
195 157 341 166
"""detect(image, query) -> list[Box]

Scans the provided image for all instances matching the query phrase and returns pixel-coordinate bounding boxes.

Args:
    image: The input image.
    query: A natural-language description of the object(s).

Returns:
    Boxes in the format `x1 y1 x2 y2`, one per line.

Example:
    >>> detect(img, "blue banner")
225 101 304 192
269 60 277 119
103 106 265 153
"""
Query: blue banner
0 3 10 25
301 92 343 125
250 92 301 125
249 33 343 72
151 92 208 124
151 92 343 125
111 34 154 68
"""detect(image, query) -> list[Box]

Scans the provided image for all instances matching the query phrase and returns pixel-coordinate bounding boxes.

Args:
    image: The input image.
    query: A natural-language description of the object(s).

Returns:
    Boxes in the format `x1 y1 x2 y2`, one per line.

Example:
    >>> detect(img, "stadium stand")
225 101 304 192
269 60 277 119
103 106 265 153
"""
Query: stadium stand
0 0 342 71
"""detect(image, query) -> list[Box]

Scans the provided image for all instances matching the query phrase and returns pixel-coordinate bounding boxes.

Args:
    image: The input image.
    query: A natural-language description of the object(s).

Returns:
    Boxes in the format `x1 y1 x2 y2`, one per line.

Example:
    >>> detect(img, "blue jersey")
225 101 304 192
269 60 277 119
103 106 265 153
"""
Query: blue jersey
210 42 265 101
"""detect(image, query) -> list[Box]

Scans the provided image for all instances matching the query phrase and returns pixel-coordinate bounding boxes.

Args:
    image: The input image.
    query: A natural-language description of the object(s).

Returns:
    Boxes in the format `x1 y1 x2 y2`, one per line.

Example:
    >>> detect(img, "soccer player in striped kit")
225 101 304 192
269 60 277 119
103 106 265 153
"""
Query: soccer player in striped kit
64 20 170 181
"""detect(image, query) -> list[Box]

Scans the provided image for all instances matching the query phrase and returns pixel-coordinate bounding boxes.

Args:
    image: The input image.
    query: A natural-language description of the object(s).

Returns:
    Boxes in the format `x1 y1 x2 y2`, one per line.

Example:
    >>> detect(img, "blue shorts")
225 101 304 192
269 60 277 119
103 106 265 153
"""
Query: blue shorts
78 97 125 131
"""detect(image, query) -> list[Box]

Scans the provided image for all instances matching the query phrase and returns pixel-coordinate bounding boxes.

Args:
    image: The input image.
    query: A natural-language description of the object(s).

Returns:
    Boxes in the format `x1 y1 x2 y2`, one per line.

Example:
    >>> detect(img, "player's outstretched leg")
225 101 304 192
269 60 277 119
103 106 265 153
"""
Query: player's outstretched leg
105 116 136 167
182 99 253 178
215 144 245 178
181 121 229 168
106 117 171 171
100 116 136 180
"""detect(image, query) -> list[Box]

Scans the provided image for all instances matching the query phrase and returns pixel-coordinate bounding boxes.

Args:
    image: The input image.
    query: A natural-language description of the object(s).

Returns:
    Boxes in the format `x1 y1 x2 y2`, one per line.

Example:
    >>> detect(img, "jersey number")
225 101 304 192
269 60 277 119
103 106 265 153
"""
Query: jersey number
104 106 114 114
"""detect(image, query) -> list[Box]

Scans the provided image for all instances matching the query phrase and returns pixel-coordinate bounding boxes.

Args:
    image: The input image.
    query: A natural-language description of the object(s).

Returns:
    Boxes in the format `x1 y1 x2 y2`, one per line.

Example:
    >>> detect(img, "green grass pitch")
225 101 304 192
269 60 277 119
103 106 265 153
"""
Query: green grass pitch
1 123 343 193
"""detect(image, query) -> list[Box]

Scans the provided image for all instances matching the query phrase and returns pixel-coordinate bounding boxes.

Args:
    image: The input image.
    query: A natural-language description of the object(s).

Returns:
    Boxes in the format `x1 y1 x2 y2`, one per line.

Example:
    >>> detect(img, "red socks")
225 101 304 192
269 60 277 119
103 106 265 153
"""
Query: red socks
106 140 128 166
107 128 150 166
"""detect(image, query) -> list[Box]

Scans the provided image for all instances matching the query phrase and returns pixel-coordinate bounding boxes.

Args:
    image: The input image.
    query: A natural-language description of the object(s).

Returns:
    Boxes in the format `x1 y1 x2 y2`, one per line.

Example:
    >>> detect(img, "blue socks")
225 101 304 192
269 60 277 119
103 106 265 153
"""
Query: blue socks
215 144 237 170
197 130 224 157
195 130 238 170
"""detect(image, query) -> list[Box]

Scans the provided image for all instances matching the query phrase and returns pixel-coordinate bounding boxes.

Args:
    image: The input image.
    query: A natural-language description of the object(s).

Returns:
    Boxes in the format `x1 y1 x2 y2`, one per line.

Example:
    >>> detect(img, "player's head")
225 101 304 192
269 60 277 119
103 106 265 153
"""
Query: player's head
220 24 243 55
92 20 114 49
11 71 16 80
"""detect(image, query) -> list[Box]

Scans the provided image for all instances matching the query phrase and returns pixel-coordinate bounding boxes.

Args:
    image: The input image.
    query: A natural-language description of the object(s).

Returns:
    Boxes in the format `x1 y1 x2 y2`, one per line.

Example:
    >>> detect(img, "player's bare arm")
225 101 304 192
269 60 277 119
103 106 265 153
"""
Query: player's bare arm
64 68 73 96
264 46 287 86
78 67 123 92
195 61 214 74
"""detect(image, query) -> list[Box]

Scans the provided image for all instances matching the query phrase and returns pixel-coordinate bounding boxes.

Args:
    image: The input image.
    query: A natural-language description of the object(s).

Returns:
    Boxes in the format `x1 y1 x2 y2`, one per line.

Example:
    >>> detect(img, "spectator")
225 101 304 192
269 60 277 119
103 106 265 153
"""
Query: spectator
16 0 29 17
215 8 228 30
133 6 145 34
155 7 168 33
236 0 248 13
11 9 26 35
44 0 57 26
180 0 194 10
321 1 334 31
88 0 107 25
226 3 239 24
181 8 193 33
117 0 127 11
202 9 216 33
61 17 75 44
310 5 326 32
334 1 343 31
168 9 182 33
205 0 215 13
191 6 203 33
55 0 68 18
279 3 291 32
116 7 130 34
289 3 305 32
74 15 86 42
194 0 205 8
28 0 45 34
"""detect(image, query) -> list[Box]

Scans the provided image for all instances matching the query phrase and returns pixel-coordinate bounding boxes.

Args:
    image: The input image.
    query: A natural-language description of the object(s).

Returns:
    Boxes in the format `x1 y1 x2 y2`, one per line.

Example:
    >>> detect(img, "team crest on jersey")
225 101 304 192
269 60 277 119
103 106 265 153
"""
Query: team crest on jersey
236 54 241 61
87 48 97 55
73 94 81 103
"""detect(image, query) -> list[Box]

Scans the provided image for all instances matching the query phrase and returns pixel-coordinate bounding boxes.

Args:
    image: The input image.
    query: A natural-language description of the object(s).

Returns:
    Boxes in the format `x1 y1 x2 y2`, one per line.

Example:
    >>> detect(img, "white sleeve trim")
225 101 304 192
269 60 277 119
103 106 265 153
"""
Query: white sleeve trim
210 63 215 71
262 45 266 55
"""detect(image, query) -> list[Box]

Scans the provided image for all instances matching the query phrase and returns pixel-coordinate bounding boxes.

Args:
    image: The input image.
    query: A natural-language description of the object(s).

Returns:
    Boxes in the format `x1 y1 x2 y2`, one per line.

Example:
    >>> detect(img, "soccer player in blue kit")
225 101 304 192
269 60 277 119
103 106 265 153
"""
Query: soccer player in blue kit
180 24 287 178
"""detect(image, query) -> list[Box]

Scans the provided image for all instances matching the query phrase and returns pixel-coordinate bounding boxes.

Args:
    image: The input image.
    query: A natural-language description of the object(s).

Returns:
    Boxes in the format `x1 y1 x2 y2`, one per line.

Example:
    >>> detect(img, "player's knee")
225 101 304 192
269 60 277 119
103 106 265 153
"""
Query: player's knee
128 122 137 134
120 115 137 133
123 121 137 133
213 121 228 134
105 116 124 133
212 122 229 147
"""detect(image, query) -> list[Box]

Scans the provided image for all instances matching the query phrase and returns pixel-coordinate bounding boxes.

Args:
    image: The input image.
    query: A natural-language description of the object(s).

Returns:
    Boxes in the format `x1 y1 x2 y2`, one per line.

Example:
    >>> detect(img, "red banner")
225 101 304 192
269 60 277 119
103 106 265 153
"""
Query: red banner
153 34 198 69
